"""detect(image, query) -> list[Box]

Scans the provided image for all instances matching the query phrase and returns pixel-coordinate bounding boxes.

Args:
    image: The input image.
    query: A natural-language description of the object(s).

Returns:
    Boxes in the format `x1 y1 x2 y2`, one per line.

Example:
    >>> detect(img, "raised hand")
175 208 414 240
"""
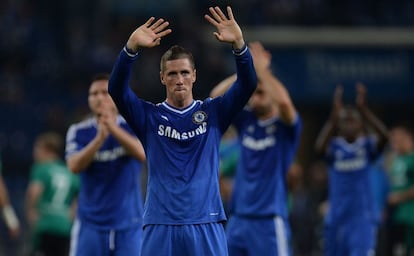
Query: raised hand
204 6 245 49
333 84 343 110
331 84 343 121
355 82 367 109
126 17 172 52
249 41 272 73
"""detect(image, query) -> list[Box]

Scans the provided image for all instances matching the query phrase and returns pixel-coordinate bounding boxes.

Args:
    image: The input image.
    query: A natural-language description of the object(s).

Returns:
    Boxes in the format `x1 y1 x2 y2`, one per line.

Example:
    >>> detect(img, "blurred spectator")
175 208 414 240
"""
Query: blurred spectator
387 123 414 255
290 160 328 255
25 132 79 256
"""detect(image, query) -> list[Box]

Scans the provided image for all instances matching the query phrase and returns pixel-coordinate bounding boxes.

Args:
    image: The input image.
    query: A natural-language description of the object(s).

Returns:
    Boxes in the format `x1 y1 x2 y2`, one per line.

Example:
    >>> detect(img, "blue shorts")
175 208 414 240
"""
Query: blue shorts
324 218 376 256
69 219 142 256
226 215 291 256
141 222 227 256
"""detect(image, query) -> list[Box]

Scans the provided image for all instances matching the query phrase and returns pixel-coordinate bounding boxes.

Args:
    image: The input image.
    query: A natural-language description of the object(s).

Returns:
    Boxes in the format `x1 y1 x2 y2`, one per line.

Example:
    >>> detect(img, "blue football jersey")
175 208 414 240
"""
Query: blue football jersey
109 47 257 226
230 109 302 218
325 136 378 223
65 116 143 230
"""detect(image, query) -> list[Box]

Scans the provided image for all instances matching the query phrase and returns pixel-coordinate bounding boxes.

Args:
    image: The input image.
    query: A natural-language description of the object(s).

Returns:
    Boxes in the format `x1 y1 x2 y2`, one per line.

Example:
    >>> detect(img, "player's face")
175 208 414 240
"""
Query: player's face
160 58 196 106
32 140 46 162
338 108 363 141
88 80 117 115
248 82 273 117
390 127 414 154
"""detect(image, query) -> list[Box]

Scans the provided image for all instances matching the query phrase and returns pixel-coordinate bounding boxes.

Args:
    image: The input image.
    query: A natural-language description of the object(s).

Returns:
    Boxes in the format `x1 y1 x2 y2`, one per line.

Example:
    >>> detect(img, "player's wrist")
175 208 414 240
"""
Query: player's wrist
232 42 247 56
2 205 19 230
124 45 139 57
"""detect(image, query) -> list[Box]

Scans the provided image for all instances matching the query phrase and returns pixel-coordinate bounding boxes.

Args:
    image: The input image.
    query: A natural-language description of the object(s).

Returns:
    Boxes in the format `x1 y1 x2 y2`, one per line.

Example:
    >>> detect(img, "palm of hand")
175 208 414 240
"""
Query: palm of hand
127 17 171 50
131 27 160 48
215 21 241 43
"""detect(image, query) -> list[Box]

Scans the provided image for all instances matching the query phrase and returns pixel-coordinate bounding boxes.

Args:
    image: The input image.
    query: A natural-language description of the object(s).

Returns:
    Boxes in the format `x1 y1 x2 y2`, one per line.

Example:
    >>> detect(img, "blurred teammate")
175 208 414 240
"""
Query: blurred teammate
315 84 388 256
387 123 414 255
108 6 256 255
0 157 20 239
210 41 301 255
25 132 79 256
65 74 146 256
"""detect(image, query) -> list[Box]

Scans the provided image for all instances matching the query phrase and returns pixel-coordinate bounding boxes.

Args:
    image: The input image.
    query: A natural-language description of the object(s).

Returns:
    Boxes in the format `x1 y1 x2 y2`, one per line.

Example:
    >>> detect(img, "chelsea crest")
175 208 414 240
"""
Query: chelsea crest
192 111 207 124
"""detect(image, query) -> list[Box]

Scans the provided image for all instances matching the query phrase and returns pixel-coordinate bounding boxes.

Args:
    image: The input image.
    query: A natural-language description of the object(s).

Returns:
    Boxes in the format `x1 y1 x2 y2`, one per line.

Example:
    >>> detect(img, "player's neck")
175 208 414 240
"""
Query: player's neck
166 97 194 109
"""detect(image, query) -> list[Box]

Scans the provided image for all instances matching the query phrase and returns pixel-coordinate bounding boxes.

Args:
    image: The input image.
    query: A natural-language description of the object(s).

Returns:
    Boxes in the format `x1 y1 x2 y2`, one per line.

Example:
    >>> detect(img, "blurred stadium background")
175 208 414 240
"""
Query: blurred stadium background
1 0 413 255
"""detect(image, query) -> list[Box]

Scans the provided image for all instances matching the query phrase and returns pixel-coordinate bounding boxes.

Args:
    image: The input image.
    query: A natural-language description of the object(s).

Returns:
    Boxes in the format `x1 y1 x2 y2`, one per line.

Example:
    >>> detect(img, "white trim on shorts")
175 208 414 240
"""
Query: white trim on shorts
274 216 288 256
69 218 81 256
109 230 115 250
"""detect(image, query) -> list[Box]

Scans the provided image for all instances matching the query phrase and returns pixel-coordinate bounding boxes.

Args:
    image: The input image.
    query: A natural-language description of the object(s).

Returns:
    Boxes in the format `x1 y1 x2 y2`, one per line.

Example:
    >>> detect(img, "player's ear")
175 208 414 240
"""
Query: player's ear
192 69 196 83
160 71 166 85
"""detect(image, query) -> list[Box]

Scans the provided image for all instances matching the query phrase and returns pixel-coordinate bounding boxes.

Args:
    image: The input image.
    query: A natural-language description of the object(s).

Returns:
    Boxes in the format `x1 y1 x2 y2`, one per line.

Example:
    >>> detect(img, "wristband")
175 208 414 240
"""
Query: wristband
2 205 19 230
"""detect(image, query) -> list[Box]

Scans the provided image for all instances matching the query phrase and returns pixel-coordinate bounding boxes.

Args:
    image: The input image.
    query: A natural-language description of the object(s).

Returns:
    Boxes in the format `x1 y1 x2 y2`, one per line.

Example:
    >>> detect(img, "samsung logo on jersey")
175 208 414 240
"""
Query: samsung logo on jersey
334 158 367 172
242 135 275 151
94 147 126 162
158 122 207 140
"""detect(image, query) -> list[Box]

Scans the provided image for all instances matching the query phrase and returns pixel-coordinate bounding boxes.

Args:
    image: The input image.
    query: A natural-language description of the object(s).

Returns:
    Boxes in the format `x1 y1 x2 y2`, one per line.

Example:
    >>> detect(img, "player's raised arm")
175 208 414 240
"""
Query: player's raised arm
315 85 343 155
209 74 237 98
249 41 297 124
205 6 257 128
355 82 388 151
108 17 172 132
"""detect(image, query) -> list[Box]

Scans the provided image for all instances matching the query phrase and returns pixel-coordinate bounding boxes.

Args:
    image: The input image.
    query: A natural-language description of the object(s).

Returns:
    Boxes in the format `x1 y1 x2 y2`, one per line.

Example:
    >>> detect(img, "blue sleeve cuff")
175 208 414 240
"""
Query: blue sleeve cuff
232 44 248 56
123 46 139 58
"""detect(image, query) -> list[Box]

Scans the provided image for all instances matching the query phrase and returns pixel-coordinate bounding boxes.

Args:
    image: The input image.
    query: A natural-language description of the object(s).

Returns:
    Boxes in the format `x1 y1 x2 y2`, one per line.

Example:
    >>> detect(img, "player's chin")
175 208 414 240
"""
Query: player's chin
173 90 187 98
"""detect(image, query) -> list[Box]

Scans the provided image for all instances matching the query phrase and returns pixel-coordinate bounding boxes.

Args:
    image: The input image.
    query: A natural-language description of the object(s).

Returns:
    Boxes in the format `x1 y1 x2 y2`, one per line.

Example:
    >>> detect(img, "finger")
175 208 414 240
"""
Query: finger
144 17 156 27
154 38 161 45
213 32 222 41
204 14 219 27
209 7 223 22
214 6 228 21
150 18 164 30
153 21 169 33
226 6 234 20
336 84 343 92
157 28 172 38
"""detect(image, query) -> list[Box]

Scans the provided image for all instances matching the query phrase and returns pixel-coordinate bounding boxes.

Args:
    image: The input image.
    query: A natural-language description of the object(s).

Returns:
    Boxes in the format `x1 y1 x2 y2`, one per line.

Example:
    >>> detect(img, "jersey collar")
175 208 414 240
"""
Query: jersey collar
161 100 198 114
